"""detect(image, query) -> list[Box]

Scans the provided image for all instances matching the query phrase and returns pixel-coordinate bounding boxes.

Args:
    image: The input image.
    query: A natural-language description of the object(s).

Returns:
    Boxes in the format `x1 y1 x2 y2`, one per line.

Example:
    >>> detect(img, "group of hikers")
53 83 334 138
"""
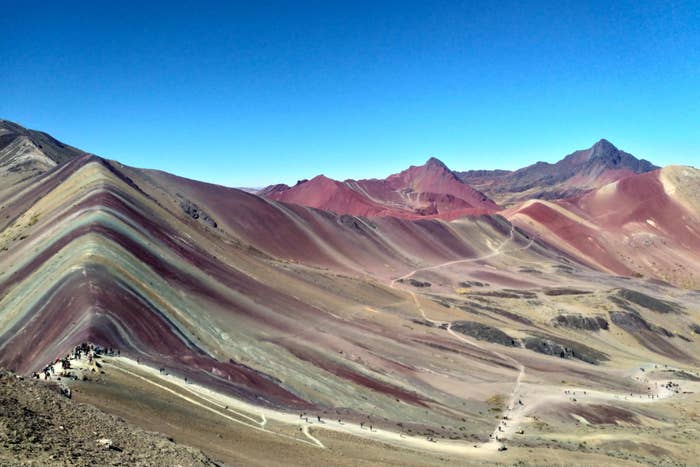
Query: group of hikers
72 342 119 359
30 342 124 397
32 342 120 382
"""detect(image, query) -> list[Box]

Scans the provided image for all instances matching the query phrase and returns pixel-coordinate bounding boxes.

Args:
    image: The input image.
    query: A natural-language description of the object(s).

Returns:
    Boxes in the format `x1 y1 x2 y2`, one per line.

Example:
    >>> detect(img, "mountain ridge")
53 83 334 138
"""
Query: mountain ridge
457 139 659 204
260 139 659 213
0 119 86 169
1 119 700 466
264 156 499 218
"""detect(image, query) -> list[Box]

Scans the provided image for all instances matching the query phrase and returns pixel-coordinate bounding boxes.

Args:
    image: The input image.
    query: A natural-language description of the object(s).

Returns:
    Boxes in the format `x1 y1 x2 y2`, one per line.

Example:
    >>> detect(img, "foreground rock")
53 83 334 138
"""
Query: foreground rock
0 369 218 466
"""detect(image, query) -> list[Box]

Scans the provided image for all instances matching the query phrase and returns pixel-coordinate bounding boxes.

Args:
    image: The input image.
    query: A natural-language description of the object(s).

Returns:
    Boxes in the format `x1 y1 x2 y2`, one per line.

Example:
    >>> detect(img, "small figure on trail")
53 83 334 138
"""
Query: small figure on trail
317 415 321 422
360 422 364 429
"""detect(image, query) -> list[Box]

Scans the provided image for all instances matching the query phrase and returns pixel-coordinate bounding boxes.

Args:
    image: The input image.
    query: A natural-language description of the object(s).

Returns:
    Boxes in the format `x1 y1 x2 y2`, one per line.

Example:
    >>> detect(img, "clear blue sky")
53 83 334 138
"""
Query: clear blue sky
1 1 698 187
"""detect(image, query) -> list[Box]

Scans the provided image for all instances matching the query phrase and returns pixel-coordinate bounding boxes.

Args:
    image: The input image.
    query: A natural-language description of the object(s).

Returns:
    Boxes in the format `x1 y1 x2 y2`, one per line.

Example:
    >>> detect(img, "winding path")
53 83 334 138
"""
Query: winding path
387 225 683 448
43 224 687 456
389 225 532 447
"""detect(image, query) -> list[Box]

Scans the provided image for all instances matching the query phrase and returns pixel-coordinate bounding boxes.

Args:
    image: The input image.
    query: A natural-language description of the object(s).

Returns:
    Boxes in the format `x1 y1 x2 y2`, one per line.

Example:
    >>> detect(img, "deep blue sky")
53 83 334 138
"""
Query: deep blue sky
1 1 698 187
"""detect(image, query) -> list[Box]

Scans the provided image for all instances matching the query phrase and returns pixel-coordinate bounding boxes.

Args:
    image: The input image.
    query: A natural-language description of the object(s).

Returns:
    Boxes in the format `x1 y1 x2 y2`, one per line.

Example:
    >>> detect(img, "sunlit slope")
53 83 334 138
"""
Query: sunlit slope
505 167 700 288
1 154 699 457
0 155 554 433
121 163 545 277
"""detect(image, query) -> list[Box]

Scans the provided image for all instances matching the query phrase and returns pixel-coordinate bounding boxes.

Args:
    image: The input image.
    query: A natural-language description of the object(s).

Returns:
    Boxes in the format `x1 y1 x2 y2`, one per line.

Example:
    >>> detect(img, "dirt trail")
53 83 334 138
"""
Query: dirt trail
96 357 501 457
50 328 685 459
385 225 683 448
389 225 530 448
34 224 686 457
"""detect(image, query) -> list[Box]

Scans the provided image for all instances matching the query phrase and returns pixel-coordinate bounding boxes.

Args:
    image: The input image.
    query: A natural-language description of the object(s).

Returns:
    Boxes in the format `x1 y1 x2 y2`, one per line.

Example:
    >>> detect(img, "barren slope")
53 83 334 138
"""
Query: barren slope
0 122 698 465
264 157 498 218
506 166 700 288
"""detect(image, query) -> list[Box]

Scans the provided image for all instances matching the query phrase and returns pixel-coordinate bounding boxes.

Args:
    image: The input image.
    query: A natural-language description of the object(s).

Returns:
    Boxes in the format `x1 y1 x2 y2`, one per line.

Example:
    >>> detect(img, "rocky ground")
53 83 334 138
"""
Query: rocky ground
0 369 218 466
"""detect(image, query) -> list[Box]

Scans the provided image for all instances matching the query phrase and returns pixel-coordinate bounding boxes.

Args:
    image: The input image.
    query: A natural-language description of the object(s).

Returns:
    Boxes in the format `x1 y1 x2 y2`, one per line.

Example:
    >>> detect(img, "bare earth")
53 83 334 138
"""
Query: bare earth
0 369 217 466
1 124 699 466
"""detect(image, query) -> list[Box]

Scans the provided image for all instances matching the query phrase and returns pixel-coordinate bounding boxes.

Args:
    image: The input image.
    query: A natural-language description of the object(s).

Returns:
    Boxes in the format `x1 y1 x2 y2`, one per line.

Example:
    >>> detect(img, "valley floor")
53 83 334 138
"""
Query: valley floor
30 342 700 466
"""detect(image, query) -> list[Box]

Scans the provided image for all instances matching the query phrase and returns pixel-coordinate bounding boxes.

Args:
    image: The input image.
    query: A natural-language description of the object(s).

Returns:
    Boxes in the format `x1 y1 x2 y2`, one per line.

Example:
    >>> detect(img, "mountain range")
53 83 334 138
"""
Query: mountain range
458 138 658 204
260 138 658 215
0 118 698 465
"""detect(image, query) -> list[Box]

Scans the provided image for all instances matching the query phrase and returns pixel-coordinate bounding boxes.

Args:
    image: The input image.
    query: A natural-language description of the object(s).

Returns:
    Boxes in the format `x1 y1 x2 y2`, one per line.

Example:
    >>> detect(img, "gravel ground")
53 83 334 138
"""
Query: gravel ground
0 369 218 466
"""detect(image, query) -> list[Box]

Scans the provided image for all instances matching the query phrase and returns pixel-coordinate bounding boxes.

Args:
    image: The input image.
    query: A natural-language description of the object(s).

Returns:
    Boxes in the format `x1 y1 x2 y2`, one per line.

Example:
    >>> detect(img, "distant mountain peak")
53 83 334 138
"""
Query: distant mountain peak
589 138 619 160
593 137 615 149
424 156 449 170
264 154 498 217
457 138 659 205
582 139 657 171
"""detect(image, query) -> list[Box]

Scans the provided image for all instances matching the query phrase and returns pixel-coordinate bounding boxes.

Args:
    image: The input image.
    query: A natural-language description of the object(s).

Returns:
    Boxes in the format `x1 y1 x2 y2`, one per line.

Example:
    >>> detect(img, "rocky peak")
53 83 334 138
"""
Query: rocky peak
589 138 620 161
424 156 450 171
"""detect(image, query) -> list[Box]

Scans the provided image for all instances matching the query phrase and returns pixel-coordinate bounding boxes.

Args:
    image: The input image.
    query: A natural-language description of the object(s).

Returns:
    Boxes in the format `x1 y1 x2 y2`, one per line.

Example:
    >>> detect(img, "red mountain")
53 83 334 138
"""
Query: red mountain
505 165 700 288
262 157 499 219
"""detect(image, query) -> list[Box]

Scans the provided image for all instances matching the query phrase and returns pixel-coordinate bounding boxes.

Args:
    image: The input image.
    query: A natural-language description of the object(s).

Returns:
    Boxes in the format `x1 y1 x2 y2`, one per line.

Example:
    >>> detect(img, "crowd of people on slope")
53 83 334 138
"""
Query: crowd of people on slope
31 342 122 398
